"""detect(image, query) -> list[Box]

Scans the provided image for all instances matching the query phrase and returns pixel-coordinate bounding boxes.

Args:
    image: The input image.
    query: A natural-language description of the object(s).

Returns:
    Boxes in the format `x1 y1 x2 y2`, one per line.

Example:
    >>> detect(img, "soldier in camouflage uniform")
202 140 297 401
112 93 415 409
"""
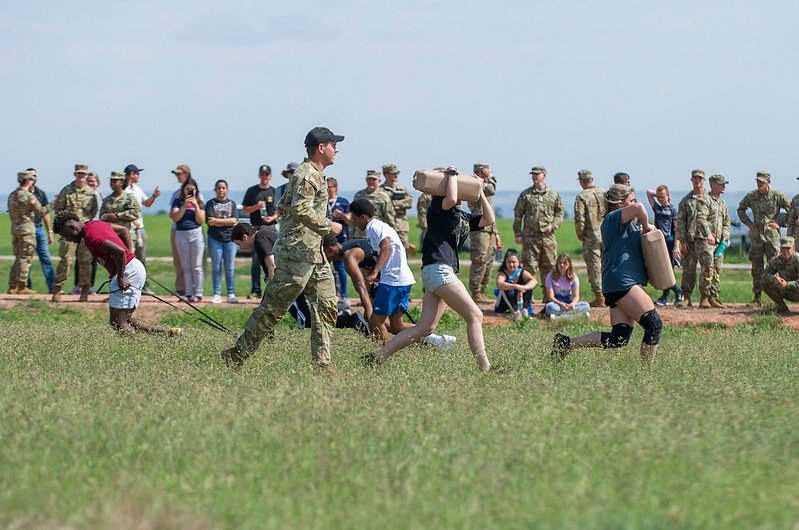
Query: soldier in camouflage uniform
221 127 344 372
416 192 432 246
467 163 499 302
707 174 731 307
51 164 99 302
8 170 50 294
763 237 799 314
736 170 792 307
350 170 395 239
513 166 564 302
573 169 606 307
99 171 141 251
675 170 716 308
380 164 413 251
785 181 799 246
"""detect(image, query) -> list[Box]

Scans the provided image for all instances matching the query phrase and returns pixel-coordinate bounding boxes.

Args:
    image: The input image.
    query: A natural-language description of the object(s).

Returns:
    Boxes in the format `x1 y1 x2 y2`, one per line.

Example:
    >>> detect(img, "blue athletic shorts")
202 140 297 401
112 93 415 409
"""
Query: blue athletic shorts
372 283 411 316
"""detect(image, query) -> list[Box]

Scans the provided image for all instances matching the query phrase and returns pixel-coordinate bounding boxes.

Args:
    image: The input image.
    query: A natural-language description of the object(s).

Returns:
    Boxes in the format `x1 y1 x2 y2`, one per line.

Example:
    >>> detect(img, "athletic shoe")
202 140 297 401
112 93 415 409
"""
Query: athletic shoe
655 295 669 306
168 327 183 337
360 352 380 367
552 333 571 360
337 298 351 311
424 333 456 351
69 285 81 295
141 284 155 296
513 310 523 323
211 294 222 304
352 311 371 337
190 295 203 304
227 294 239 304
675 292 684 305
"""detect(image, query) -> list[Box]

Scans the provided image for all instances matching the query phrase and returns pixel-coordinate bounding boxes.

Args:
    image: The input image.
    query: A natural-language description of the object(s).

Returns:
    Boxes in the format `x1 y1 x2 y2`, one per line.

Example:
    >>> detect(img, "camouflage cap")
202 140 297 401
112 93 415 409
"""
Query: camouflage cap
709 174 729 184
691 169 705 178
366 169 380 179
577 169 593 180
171 164 191 175
780 236 794 248
530 166 546 174
756 170 771 182
473 163 489 172
74 164 89 174
382 164 400 174
17 170 35 183
110 171 126 180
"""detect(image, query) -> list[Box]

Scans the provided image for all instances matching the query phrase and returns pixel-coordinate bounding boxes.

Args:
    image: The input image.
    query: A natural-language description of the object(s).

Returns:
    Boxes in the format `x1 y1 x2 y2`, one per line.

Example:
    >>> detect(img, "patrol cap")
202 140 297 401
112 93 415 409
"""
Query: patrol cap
110 171 126 180
577 169 593 181
74 164 89 174
709 174 729 184
124 164 143 174
366 169 380 179
382 164 400 174
259 164 271 174
756 170 771 182
473 163 489 172
17 170 35 183
282 162 299 174
171 164 191 175
530 166 546 174
780 236 794 248
691 169 705 178
304 126 344 148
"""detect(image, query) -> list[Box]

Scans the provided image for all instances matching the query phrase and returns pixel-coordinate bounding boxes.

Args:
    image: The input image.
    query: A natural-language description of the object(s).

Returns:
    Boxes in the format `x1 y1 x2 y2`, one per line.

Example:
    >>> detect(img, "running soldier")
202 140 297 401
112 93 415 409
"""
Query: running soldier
707 174 731 307
468 163 499 303
8 170 49 295
573 169 606 307
380 164 413 251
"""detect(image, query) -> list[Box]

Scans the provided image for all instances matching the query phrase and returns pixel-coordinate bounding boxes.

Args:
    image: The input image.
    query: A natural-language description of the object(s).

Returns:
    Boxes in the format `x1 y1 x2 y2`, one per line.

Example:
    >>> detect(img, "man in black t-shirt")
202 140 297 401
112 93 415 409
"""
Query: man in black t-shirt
241 164 278 298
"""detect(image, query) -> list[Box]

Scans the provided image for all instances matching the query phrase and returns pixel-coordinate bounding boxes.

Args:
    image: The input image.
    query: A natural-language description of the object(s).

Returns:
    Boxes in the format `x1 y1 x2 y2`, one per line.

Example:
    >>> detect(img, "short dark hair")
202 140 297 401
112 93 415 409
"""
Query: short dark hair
350 198 375 218
613 172 630 184
322 234 339 247
231 222 258 241
53 211 79 234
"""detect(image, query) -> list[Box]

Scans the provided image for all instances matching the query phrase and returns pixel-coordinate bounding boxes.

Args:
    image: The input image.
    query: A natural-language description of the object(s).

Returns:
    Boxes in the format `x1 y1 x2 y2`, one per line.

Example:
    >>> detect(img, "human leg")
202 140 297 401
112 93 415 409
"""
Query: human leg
301 261 338 366
332 259 348 299
175 230 193 297
207 236 223 296
250 248 262 296
679 242 698 303
545 301 562 317
432 280 491 370
35 226 55 292
170 225 185 295
186 228 204 299
378 289 447 362
223 241 237 296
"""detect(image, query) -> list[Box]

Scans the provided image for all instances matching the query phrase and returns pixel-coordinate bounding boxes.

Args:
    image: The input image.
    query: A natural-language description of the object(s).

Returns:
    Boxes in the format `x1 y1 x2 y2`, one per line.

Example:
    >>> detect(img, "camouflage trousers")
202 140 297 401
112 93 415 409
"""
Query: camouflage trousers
396 230 409 252
680 240 717 299
54 239 93 292
235 257 337 366
762 276 799 306
713 251 725 299
521 234 557 300
581 242 602 293
9 231 36 287
749 238 780 295
469 230 496 295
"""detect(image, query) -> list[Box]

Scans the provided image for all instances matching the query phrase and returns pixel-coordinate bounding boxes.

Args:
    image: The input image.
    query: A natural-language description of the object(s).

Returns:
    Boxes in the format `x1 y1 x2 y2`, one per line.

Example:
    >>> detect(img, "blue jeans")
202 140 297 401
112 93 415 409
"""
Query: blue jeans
208 236 237 296
332 259 348 298
27 225 54 292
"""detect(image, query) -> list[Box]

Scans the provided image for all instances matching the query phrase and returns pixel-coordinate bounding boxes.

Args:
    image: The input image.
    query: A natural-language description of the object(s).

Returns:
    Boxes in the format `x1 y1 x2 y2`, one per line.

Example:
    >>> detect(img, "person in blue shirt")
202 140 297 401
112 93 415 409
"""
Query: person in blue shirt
552 184 663 368
326 176 351 310
646 185 683 306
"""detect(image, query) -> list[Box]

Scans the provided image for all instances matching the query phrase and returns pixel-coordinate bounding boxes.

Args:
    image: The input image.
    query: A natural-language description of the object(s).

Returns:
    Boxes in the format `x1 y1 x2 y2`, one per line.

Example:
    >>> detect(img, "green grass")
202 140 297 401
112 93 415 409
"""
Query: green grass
1 307 798 529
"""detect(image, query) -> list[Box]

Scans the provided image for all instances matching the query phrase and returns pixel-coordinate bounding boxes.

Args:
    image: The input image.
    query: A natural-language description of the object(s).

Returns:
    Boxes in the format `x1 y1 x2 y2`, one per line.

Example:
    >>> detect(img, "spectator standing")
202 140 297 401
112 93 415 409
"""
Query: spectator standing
8 170 49 295
676 170 716 308
168 164 196 296
574 169 606 307
26 169 55 293
468 163 499 303
707 175 731 307
380 164 413 251
646 184 683 306
124 163 160 295
241 164 278 299
169 177 206 303
326 177 351 309
206 179 239 304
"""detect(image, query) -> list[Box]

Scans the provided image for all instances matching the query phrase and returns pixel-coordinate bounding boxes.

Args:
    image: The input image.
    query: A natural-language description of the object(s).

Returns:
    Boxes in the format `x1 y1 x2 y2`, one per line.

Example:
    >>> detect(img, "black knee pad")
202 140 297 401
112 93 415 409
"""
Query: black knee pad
600 323 633 349
639 309 662 345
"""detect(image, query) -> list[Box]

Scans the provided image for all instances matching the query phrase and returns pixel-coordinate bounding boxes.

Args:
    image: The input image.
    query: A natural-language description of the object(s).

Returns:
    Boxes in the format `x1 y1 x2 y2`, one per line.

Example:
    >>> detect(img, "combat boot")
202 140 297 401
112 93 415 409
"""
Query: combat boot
746 294 762 308
775 303 791 315
7 285 18 294
699 296 712 309
79 285 90 302
16 284 36 295
709 297 725 308
589 292 605 308
472 292 491 303
51 291 62 302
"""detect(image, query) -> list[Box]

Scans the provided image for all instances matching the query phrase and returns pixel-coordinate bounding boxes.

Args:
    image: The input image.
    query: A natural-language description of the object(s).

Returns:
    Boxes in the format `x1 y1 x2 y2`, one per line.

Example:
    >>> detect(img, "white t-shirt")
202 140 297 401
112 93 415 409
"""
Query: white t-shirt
126 183 147 227
366 218 415 287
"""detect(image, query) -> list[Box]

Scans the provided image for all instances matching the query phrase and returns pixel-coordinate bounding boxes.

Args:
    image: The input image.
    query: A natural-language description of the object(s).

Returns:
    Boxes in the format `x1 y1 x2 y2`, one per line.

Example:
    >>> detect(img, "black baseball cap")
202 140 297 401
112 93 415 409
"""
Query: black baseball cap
259 165 271 174
304 126 344 148
124 164 143 174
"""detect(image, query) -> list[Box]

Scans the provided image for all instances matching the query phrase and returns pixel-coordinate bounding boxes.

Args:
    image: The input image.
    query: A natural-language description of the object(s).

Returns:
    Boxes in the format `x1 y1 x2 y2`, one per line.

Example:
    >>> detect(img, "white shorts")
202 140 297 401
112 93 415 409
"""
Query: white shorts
109 258 146 310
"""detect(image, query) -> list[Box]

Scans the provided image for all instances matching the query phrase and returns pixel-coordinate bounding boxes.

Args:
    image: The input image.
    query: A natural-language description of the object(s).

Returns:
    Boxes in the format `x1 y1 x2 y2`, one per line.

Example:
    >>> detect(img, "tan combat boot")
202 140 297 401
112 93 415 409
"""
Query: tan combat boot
16 284 36 295
51 291 62 302
746 294 762 308
79 285 90 302
472 292 491 303
589 292 605 308
709 297 725 308
699 296 712 309
7 285 18 294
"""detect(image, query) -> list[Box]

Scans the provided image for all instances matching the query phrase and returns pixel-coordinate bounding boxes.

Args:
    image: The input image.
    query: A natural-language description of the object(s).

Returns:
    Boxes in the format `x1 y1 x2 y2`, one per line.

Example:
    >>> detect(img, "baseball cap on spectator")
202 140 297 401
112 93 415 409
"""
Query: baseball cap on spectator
124 164 143 174
259 165 271 174
171 164 191 175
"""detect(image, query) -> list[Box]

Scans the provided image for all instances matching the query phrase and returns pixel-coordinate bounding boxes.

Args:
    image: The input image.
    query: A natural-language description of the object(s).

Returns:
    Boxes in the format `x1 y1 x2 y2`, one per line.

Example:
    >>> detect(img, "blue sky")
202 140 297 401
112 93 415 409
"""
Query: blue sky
3 1 798 197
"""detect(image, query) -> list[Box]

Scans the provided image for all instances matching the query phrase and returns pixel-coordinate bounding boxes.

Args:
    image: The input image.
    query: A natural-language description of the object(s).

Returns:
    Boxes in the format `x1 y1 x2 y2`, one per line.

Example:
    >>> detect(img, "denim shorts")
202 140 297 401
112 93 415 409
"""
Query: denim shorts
109 258 145 310
421 263 458 293
372 284 412 316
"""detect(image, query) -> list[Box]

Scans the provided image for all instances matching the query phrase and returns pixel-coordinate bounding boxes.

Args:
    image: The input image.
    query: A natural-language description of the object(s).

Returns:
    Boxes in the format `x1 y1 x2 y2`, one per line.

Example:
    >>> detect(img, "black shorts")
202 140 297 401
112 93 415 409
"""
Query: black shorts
603 288 633 308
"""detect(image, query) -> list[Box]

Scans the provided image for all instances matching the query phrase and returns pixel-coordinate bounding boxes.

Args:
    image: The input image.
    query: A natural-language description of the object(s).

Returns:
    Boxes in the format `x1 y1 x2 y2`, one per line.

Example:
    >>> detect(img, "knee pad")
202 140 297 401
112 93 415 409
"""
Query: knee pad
600 323 633 349
639 309 662 345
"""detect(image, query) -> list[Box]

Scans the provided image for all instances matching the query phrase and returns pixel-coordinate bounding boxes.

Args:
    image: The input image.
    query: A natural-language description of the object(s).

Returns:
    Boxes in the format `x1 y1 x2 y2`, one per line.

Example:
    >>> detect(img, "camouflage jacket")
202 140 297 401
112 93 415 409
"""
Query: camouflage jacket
707 194 731 242
676 190 712 242
417 193 432 231
765 252 799 287
274 158 333 264
99 191 142 239
467 175 497 234
52 181 98 222
381 183 413 232
512 185 564 239
737 188 791 244
786 194 799 239
574 185 606 244
350 188 396 239
8 187 49 235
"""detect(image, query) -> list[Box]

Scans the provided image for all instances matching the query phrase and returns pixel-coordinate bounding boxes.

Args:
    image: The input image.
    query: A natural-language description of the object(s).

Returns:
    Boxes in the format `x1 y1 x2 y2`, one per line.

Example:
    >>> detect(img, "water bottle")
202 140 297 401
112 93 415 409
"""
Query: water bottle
714 239 728 257
135 228 143 249
260 205 268 219
495 244 503 262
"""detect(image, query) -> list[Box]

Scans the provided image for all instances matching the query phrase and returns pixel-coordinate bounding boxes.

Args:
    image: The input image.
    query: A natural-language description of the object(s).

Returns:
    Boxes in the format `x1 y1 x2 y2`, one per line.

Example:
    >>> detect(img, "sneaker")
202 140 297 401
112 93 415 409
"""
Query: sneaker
337 298 351 311
211 294 222 304
675 292 684 305
552 333 571 360
513 310 523 323
168 327 183 337
142 284 155 296
439 334 456 350
247 291 261 299
69 285 81 295
655 295 669 306
352 311 371 337
361 352 381 367
227 294 239 304
190 295 203 304
549 313 559 320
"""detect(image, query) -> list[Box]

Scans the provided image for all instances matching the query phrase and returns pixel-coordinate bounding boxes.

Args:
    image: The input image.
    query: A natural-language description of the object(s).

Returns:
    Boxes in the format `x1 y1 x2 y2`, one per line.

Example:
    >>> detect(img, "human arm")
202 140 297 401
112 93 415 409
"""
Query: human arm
142 186 160 208
548 193 564 234
620 201 652 232
646 189 658 209
573 196 585 241
104 224 133 288
365 237 391 285
476 186 495 228
512 193 525 244
344 249 374 319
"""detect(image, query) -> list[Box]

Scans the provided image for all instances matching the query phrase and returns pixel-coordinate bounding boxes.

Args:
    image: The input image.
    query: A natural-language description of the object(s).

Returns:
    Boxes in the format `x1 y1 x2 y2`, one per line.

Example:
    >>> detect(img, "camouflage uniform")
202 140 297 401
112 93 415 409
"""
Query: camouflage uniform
707 192 731 301
52 176 99 293
235 158 337 367
99 183 142 247
381 182 413 250
676 188 715 302
468 169 497 298
763 239 799 310
8 179 49 290
513 184 564 296
417 193 432 245
573 177 606 298
350 186 395 240
786 193 799 244
736 180 791 297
